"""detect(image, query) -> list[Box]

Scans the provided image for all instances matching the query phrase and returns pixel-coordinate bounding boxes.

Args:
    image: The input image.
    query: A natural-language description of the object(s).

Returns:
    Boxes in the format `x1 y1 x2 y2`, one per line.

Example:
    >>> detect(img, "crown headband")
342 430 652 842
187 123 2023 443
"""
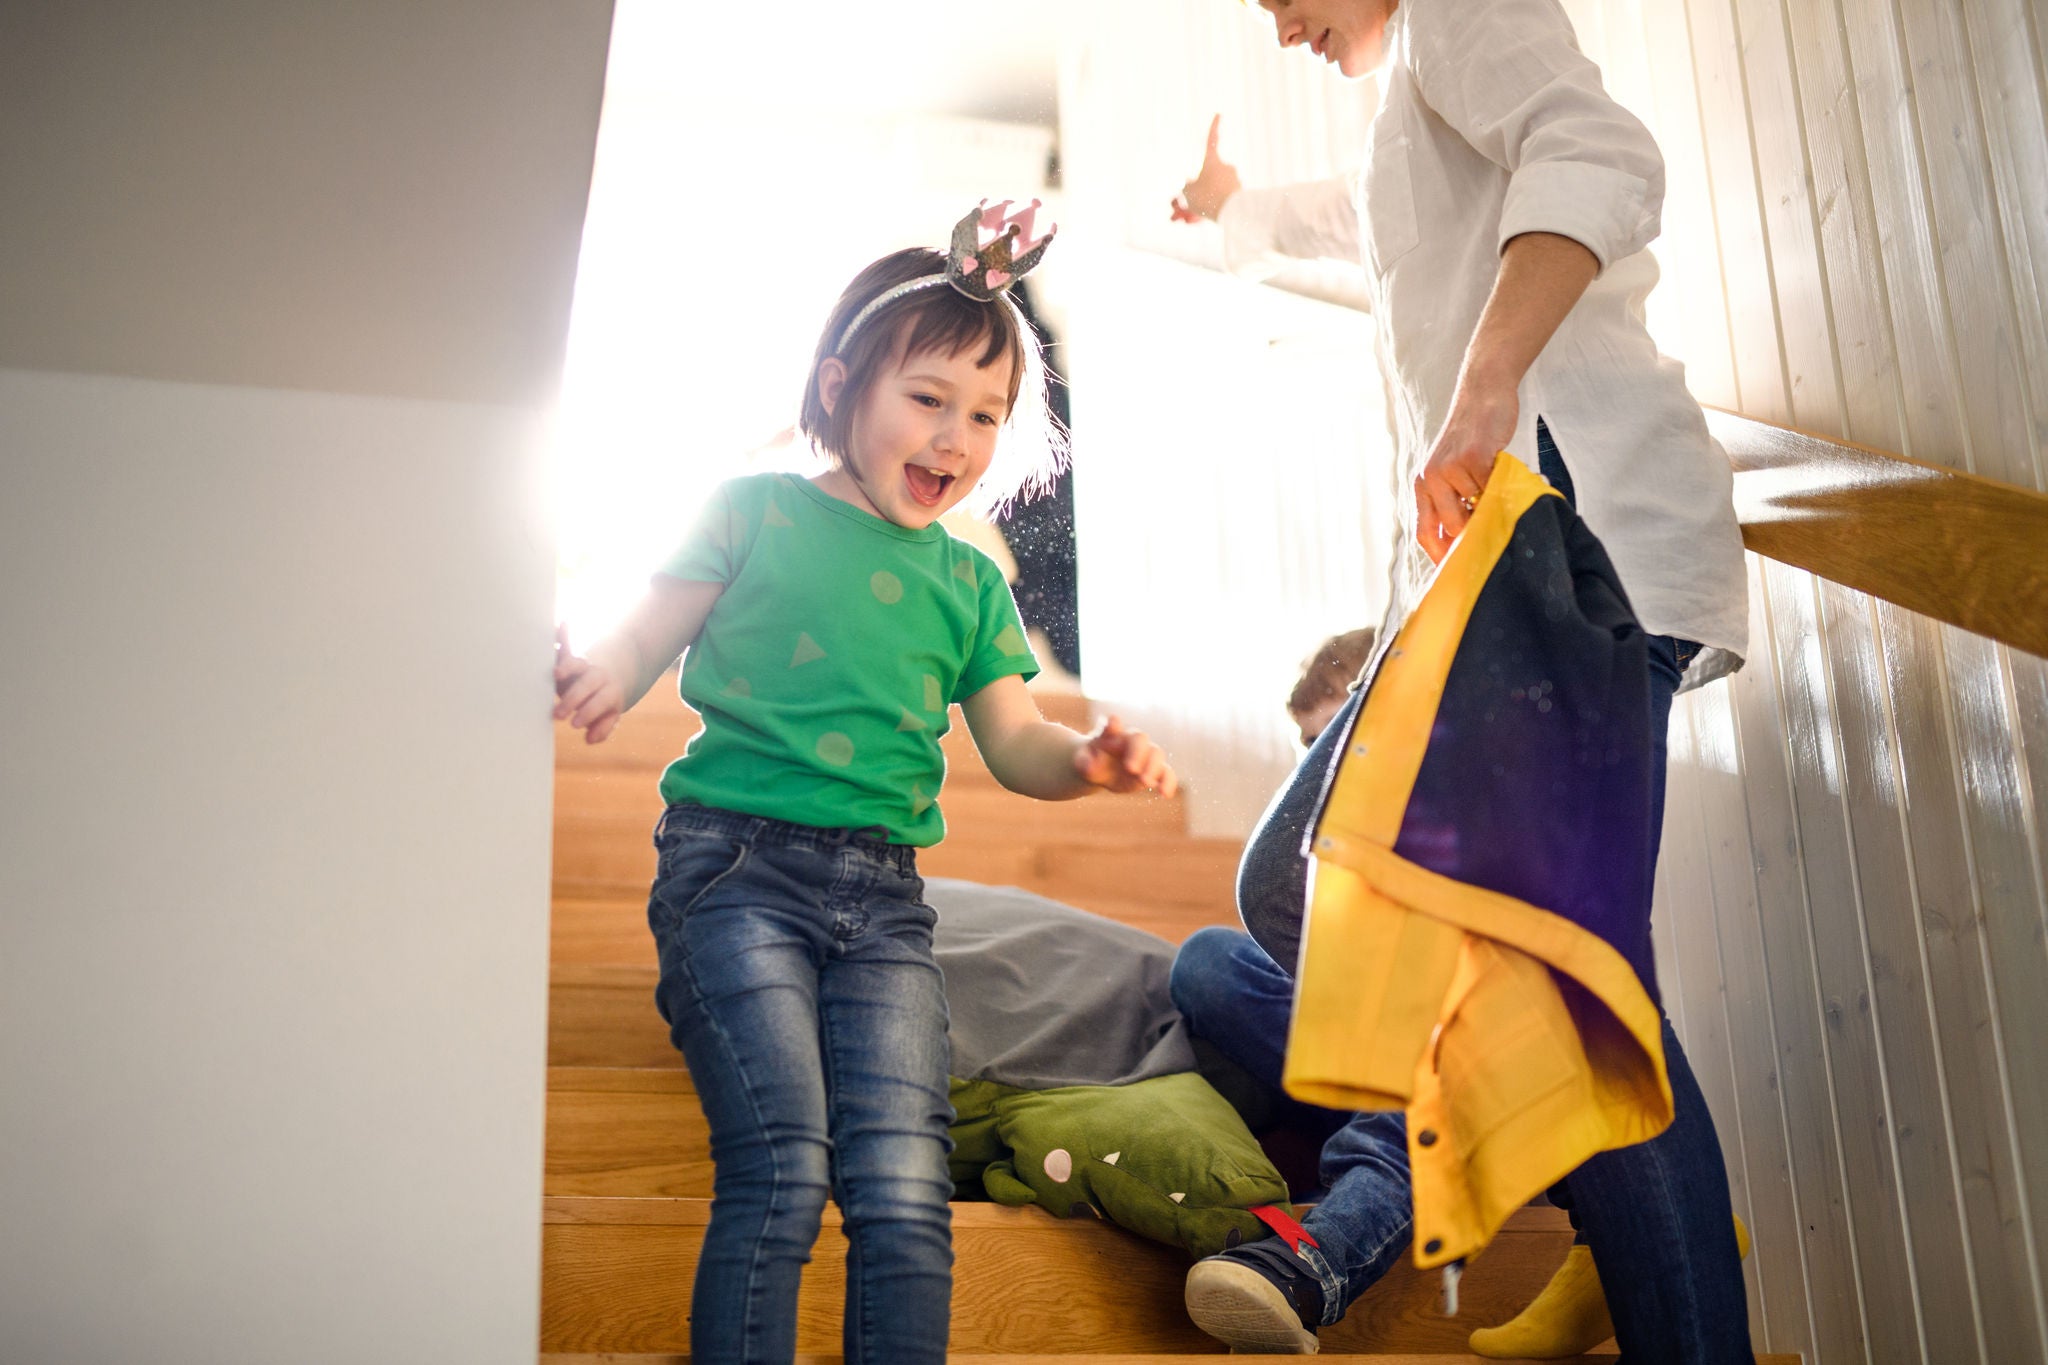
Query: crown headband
833 199 1057 355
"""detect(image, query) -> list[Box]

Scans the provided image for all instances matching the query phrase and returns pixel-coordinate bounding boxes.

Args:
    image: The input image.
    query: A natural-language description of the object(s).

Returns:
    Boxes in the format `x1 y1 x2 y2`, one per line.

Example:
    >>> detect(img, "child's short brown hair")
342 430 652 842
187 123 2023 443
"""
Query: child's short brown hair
799 248 1065 512
1287 627 1378 719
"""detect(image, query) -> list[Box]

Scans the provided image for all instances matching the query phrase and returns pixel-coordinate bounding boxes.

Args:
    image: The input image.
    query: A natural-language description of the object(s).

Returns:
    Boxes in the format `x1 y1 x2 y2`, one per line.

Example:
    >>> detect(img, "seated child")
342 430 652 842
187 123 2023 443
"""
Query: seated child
1285 627 1378 746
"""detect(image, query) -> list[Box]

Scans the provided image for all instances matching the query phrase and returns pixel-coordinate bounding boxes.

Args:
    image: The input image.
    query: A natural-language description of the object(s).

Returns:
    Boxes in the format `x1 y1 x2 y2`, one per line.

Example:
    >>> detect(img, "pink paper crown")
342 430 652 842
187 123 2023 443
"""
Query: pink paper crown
834 199 1058 354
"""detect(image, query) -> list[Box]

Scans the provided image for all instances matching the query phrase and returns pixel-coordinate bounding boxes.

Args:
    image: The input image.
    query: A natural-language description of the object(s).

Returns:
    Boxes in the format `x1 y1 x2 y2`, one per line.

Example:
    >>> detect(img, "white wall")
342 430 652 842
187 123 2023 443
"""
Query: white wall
0 373 558 1362
0 4 610 1361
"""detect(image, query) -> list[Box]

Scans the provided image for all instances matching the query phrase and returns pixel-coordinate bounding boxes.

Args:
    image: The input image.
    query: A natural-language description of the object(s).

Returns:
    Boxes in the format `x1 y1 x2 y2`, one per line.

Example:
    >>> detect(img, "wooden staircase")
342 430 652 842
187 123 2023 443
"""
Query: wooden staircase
540 685 1791 1363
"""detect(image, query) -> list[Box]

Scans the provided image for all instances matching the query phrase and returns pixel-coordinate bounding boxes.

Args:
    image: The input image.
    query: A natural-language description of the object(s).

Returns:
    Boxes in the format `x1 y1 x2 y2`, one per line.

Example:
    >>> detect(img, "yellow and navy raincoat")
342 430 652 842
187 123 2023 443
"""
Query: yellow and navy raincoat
1284 452 1673 1270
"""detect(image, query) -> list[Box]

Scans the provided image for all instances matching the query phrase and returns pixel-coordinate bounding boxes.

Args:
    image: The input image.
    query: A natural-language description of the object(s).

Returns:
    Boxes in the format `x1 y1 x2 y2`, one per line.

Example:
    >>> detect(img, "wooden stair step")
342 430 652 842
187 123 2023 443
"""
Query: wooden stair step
551 896 660 968
542 1198 1576 1356
548 1067 705 1198
556 767 1192 837
549 886 1238 973
552 831 1241 918
551 965 677 1069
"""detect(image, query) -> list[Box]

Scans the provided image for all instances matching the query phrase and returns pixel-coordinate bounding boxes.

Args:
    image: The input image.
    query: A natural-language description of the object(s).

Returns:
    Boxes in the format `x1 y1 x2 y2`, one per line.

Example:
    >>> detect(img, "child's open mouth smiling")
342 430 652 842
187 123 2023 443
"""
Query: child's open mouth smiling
905 464 956 506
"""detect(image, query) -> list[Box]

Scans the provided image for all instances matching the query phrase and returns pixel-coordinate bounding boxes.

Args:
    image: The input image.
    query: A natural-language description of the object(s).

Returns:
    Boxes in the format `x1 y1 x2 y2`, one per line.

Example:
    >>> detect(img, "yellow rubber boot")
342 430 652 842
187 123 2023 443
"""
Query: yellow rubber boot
1468 1214 1750 1360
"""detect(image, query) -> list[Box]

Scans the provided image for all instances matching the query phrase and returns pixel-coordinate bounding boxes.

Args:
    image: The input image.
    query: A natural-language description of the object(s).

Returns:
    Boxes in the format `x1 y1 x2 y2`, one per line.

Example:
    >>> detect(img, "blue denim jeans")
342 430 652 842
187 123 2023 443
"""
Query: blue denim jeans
1201 422 1752 1361
647 805 954 1365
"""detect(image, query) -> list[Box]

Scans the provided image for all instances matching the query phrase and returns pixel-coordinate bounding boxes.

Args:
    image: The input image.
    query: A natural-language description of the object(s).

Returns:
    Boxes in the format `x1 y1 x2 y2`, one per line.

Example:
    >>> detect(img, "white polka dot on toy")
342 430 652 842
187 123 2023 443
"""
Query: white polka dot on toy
1044 1148 1073 1183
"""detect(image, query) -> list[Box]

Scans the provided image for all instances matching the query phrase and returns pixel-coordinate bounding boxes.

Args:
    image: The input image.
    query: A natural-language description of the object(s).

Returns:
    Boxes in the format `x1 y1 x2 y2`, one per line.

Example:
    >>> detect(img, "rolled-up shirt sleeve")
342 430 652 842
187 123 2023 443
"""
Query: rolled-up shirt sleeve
1216 175 1362 277
1409 0 1663 270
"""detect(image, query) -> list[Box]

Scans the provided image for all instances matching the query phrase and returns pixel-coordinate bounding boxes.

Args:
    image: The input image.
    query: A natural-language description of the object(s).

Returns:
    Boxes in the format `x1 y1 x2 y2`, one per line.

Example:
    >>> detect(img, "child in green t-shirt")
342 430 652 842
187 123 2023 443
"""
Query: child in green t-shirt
552 204 1177 1365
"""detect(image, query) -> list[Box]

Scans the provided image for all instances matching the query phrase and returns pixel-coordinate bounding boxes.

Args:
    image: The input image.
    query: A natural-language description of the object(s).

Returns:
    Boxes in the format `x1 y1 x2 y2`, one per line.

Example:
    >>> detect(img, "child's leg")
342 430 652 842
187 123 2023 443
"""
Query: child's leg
647 812 838 1364
816 855 954 1365
1169 925 1299 1085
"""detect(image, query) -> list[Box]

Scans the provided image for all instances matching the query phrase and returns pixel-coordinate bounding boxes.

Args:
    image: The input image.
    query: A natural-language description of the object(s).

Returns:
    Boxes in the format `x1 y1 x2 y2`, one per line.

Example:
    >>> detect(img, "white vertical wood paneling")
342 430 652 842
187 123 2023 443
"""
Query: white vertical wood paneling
1631 0 1742 407
1879 603 2048 1357
1891 2 2039 490
1661 697 1776 1346
1779 0 1906 450
1819 579 1987 1362
1718 565 1872 1361
1832 0 1973 468
1726 0 1845 431
1056 1 2048 1357
1647 0 2048 1357
1682 0 1792 419
1760 560 1932 1363
1682 676 1820 1357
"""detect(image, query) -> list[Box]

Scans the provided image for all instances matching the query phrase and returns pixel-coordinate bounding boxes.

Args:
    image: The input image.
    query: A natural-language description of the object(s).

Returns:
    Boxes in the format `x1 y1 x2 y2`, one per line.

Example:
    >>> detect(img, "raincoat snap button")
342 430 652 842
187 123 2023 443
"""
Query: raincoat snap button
1424 1237 1443 1255
1417 1129 1438 1147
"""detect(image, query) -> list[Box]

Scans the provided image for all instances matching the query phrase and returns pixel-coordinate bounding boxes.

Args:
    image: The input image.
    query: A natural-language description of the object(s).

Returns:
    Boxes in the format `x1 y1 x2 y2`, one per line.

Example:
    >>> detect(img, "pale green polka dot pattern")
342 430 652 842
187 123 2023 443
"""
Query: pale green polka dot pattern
654 475 1039 847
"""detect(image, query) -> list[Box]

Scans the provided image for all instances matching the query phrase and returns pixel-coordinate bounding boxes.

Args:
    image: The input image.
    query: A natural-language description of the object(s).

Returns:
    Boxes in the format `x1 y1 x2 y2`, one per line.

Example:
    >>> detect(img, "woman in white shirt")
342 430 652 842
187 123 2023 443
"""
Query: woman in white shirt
1168 0 1754 1359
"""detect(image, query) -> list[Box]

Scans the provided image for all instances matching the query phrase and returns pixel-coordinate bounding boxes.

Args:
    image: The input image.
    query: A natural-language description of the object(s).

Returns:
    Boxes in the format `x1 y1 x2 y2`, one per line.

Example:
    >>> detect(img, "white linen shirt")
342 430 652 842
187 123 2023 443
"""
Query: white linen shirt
1218 0 1748 682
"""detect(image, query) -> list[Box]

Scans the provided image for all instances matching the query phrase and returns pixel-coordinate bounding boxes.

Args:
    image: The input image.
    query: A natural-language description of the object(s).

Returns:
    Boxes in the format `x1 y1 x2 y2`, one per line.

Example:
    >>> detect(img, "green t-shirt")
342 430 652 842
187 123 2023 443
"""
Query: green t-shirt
657 473 1039 846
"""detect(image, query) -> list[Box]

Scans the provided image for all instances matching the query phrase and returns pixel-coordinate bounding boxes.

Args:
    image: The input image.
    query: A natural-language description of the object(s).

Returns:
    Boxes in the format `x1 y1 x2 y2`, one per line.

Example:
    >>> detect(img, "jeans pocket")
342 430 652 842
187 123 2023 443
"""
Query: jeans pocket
647 826 750 937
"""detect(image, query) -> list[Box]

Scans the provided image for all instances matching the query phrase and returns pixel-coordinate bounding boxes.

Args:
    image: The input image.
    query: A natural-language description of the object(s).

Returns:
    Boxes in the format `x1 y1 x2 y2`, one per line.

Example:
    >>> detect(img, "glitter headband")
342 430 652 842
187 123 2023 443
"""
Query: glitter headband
833 199 1058 356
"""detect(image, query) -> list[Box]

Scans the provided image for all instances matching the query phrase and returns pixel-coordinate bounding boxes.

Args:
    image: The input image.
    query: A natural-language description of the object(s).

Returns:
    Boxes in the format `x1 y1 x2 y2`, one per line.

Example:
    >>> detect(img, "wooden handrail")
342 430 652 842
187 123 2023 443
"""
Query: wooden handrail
1705 409 2048 659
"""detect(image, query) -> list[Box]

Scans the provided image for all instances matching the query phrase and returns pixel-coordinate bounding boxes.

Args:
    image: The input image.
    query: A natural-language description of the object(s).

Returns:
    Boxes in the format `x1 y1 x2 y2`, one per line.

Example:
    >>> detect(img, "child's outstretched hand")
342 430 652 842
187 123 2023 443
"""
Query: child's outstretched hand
1073 715 1179 798
553 623 626 745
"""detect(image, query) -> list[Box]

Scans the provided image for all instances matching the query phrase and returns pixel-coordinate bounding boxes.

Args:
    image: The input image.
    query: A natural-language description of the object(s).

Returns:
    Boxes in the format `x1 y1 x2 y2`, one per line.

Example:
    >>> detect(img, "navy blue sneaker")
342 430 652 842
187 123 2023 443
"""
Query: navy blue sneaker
1184 1234 1326 1354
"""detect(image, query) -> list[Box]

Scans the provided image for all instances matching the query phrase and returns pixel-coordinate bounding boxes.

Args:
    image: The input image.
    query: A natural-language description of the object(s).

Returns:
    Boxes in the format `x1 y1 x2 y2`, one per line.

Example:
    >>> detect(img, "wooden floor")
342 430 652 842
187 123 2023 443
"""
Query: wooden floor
541 686 1797 1363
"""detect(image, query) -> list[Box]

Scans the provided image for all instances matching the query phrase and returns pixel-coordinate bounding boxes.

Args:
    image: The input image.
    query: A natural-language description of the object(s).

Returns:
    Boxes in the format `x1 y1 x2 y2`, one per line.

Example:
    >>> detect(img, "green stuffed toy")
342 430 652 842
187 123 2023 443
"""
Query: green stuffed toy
948 1069 1291 1259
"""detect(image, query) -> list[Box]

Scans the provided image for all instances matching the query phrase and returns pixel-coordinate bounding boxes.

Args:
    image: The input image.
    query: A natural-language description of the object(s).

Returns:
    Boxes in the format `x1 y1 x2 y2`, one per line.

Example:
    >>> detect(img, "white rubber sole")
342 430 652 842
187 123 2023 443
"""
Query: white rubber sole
1184 1258 1322 1355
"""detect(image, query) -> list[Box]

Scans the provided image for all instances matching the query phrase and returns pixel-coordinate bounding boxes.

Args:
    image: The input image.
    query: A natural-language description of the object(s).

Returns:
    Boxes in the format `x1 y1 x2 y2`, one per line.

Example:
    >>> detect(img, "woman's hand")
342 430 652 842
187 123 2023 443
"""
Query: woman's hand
1414 377 1517 562
1416 232 1601 561
553 624 627 745
1171 114 1243 223
1073 715 1179 798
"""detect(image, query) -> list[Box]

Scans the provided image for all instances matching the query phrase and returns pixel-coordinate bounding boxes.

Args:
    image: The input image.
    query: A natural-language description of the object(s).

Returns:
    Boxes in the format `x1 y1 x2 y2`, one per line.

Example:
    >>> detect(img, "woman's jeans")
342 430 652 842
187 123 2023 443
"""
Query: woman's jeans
1178 423 1752 1362
646 805 954 1365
